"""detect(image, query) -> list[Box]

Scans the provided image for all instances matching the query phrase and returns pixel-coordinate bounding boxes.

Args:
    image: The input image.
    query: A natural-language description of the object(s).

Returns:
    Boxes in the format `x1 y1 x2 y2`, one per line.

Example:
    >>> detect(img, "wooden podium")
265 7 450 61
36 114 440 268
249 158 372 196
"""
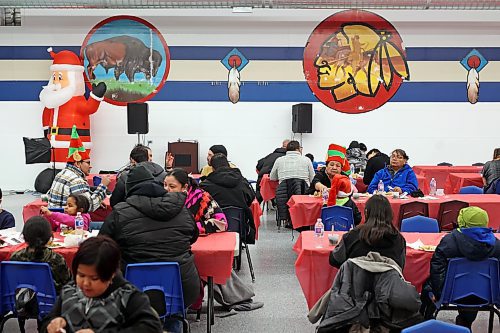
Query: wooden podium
167 141 199 174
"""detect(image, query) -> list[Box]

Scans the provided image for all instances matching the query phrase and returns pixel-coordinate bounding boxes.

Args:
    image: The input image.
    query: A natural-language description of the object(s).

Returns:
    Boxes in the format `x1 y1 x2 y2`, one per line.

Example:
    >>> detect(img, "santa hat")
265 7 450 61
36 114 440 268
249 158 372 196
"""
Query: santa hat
327 174 353 206
47 47 84 72
67 126 90 163
326 143 351 175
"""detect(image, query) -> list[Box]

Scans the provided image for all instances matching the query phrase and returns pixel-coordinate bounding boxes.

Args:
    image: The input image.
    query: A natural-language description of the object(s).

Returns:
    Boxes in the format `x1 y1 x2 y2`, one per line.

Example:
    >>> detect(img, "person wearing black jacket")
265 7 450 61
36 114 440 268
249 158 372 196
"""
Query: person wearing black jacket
200 153 257 244
330 195 406 269
110 145 167 207
41 236 162 333
421 207 500 329
363 148 390 186
255 140 288 203
100 165 200 307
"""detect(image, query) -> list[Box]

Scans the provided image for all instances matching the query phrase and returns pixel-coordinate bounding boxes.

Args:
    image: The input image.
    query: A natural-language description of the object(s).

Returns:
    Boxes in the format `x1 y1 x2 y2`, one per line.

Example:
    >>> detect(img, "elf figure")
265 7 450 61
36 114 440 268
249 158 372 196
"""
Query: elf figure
40 48 106 168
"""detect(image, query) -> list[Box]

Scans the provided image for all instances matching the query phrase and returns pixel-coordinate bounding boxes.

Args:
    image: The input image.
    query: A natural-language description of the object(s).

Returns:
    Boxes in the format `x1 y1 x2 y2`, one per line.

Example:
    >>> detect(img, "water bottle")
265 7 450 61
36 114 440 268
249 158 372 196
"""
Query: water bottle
321 188 329 205
429 178 437 196
377 179 385 194
349 164 357 185
314 218 324 248
75 212 84 238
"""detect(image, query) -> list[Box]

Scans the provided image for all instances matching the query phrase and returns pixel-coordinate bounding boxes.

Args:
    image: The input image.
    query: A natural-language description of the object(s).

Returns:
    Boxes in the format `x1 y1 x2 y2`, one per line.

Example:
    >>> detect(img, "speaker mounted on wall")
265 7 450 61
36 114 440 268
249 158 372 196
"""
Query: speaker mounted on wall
292 103 312 133
127 102 149 134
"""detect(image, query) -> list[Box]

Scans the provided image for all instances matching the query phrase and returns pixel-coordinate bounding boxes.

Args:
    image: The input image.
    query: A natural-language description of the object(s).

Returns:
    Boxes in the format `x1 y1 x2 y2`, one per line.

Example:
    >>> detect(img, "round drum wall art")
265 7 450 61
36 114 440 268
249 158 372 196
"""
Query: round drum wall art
81 15 170 105
304 10 409 114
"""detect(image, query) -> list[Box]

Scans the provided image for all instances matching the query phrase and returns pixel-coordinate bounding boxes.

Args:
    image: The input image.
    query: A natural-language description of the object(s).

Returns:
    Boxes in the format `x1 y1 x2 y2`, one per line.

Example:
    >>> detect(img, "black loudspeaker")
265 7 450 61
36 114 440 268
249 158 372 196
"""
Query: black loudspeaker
292 103 312 133
127 103 149 134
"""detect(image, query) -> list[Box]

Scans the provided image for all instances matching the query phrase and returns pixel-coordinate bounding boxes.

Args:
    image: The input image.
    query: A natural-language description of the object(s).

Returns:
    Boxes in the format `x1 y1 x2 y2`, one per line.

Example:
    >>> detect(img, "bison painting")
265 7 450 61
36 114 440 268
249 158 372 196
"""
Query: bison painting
85 35 162 83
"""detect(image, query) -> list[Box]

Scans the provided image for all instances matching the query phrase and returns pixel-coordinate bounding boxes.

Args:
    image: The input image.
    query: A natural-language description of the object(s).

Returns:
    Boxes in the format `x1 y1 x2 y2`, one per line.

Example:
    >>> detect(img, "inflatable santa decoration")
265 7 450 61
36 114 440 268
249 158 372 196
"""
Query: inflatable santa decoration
40 48 106 168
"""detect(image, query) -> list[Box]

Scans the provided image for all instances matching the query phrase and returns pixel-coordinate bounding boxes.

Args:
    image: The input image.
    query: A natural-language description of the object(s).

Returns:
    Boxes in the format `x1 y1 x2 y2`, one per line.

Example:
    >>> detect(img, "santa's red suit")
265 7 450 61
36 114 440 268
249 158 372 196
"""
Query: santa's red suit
40 48 105 168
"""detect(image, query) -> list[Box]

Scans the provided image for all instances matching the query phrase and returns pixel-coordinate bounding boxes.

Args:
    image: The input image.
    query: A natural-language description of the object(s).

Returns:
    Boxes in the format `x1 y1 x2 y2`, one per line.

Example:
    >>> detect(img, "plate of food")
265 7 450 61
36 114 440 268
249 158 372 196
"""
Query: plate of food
419 245 437 252
61 229 90 237
47 241 65 248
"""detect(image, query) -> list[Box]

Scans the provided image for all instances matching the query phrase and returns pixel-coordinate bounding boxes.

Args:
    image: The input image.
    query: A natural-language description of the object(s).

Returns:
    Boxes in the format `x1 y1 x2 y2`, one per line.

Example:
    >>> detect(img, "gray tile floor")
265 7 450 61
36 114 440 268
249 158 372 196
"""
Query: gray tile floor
1 192 499 332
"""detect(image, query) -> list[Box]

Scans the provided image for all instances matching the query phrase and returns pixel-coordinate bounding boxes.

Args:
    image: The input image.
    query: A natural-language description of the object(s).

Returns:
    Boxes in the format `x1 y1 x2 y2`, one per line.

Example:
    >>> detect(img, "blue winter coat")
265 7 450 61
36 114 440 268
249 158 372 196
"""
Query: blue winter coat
367 164 418 194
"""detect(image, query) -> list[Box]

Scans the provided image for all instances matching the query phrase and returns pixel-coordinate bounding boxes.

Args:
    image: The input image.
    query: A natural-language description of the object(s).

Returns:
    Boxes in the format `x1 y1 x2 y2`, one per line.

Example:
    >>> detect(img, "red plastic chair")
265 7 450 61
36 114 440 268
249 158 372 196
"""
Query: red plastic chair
397 201 429 230
437 200 469 231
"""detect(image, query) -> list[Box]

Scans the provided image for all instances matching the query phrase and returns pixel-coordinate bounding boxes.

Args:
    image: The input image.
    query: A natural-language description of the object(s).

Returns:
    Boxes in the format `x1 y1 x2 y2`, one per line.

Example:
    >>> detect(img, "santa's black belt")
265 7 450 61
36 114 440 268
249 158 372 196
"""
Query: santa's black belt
50 127 90 136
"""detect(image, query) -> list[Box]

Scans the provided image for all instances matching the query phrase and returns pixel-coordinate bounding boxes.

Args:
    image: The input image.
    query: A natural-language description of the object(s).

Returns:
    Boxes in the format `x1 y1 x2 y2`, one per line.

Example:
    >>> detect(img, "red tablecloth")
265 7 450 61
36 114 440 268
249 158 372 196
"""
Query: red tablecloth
444 173 484 194
288 194 500 230
0 232 235 285
260 174 278 202
250 199 262 240
23 197 112 223
413 166 482 191
294 231 500 310
85 174 117 192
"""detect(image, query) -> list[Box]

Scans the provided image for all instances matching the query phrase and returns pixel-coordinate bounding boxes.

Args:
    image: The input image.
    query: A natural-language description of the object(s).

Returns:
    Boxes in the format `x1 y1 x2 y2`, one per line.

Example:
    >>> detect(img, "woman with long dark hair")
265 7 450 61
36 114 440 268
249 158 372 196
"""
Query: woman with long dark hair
482 147 500 193
164 168 227 233
329 194 406 269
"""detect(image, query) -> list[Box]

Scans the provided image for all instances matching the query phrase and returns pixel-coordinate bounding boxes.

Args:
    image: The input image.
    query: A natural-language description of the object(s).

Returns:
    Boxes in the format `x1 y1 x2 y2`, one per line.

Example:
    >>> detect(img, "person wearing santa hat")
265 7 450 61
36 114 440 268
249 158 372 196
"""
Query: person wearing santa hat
40 48 107 169
326 174 362 226
47 126 110 211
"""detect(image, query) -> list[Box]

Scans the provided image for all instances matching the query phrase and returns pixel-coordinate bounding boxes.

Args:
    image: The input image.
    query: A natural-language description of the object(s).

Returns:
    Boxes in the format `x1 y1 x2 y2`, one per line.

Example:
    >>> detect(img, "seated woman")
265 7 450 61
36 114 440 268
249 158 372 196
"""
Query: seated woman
482 147 500 193
164 168 263 312
420 207 500 329
41 236 162 333
99 165 200 307
306 143 351 194
367 148 418 195
164 168 227 233
326 174 362 226
330 194 406 269
10 216 71 293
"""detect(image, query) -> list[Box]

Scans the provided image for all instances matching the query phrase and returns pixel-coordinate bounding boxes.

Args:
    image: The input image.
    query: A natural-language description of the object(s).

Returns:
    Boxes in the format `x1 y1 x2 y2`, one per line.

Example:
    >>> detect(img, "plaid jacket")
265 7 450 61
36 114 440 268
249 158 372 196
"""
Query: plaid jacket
47 164 107 212
10 247 71 293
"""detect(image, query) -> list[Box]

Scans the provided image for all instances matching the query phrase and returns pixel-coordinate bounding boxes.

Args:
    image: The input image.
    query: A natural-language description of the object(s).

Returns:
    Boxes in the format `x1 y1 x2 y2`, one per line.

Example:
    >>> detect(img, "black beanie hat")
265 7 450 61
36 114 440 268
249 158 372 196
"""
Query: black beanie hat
209 145 228 157
126 165 154 192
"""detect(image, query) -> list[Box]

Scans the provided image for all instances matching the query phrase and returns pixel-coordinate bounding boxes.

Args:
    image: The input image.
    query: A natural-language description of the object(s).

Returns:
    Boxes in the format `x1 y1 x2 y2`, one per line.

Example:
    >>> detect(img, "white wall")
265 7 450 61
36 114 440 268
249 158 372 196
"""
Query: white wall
1 8 499 190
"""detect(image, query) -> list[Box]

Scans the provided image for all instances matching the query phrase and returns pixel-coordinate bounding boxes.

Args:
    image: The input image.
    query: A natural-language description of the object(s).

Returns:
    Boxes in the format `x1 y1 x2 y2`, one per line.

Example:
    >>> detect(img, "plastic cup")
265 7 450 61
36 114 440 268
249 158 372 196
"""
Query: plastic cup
93 176 102 186
328 234 340 246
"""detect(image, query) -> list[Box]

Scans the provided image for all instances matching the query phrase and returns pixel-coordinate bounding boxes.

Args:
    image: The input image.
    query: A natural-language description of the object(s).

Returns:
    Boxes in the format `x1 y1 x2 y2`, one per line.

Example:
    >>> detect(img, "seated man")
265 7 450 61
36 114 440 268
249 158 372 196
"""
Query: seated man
111 144 167 207
200 145 236 178
47 127 110 211
269 140 315 185
363 148 390 185
0 187 15 229
255 139 288 203
421 207 500 329
200 154 256 244
367 148 418 195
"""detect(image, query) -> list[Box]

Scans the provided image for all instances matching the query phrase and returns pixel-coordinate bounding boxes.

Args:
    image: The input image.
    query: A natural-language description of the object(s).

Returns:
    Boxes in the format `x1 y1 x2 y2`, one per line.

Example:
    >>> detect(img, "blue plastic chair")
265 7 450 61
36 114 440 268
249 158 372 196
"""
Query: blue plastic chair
321 206 354 231
401 216 439 233
221 206 255 282
459 186 483 194
88 221 104 231
402 319 470 332
434 258 500 333
0 261 57 332
125 262 189 332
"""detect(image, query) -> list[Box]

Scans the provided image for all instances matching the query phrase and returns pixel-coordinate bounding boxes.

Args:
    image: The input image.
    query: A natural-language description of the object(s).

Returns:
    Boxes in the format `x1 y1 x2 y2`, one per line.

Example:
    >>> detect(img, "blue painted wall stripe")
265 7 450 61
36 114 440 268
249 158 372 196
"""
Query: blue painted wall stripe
1 46 500 61
2 81 500 102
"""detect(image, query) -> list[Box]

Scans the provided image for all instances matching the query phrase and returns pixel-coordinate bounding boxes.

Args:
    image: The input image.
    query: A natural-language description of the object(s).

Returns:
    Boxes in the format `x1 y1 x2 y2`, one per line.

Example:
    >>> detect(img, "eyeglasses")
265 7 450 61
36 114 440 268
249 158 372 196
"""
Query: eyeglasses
82 160 91 165
391 155 405 160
